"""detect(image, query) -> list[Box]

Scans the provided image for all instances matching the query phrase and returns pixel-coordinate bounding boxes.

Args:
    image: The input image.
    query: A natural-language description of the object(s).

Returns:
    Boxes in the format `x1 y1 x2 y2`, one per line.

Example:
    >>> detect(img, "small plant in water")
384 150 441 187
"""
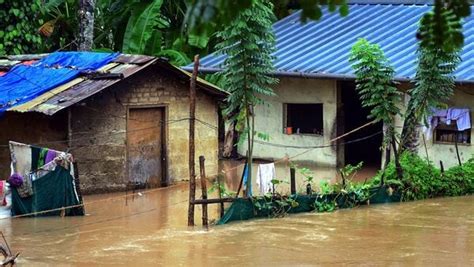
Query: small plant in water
208 179 236 198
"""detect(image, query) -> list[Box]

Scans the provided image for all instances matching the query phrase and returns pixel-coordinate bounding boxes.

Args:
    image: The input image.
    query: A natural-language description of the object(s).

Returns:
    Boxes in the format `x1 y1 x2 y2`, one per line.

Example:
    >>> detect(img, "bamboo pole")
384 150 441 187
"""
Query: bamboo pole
199 156 208 228
193 198 234 204
188 55 199 227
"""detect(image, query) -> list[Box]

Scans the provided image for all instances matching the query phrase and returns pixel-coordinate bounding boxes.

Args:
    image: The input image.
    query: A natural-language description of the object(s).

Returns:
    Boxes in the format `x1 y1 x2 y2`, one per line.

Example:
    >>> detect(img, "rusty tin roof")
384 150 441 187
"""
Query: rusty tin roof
0 54 227 115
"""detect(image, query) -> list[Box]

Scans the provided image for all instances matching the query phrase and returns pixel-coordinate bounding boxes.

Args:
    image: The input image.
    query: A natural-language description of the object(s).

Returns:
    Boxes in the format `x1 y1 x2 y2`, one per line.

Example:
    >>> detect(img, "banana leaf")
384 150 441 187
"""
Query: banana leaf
122 0 169 54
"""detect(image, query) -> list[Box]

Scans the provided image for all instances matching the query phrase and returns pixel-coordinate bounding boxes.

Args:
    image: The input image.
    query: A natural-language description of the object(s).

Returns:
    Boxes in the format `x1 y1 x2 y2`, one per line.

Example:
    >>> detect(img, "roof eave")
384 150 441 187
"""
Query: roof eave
188 67 474 84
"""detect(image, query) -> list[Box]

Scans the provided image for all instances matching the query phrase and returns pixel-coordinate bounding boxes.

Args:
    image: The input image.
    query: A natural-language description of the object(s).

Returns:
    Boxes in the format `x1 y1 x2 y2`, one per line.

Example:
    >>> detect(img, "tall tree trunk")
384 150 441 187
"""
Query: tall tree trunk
400 103 420 154
245 105 253 197
391 133 404 180
78 0 95 51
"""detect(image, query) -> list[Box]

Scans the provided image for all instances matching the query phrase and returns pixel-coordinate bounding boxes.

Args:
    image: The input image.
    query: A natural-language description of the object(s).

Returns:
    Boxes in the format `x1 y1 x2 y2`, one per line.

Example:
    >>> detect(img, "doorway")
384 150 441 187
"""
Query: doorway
340 81 383 169
127 107 166 188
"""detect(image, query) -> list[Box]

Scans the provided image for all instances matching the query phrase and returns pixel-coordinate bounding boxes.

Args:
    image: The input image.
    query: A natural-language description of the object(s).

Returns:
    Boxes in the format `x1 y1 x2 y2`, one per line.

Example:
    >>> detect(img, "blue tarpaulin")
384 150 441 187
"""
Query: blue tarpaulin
0 51 119 113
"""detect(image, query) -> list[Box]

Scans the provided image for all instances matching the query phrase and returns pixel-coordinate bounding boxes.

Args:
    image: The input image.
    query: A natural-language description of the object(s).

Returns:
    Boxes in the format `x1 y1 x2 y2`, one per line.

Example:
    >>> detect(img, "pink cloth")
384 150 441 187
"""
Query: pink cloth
0 181 7 206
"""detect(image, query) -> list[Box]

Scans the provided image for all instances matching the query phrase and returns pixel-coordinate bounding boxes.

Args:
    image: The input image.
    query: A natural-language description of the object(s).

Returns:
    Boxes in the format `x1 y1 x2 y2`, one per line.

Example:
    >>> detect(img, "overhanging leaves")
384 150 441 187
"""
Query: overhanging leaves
122 0 169 54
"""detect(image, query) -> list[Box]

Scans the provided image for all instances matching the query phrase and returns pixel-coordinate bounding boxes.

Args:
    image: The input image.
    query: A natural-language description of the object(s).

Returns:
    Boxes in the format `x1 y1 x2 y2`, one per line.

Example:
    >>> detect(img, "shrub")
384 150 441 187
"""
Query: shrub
373 152 473 200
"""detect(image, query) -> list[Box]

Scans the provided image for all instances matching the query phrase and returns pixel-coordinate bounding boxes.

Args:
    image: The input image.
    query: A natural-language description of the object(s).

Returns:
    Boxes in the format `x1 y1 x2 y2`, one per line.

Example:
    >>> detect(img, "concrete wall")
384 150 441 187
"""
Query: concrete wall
393 84 474 168
71 65 219 194
418 85 473 167
238 77 338 167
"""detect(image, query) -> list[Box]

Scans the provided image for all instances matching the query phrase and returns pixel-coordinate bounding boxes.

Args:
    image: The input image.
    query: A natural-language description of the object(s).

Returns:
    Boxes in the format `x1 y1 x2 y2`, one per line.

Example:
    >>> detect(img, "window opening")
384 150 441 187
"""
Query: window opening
435 120 471 144
284 104 323 135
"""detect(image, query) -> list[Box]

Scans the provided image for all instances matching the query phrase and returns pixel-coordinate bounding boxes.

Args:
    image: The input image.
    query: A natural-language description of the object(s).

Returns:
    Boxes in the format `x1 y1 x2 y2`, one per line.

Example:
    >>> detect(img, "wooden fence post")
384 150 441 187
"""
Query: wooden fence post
199 156 208 228
290 167 296 195
217 174 224 218
188 55 199 226
454 138 462 166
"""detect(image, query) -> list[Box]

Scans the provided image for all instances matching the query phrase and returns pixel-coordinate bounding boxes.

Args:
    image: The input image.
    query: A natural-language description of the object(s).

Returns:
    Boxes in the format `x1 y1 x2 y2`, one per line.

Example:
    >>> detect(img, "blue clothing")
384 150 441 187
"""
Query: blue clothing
242 163 252 197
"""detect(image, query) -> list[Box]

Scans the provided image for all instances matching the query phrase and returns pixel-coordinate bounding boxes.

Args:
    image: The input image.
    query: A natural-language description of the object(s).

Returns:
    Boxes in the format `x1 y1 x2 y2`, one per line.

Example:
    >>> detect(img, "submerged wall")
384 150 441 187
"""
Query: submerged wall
71 65 219 194
238 77 338 167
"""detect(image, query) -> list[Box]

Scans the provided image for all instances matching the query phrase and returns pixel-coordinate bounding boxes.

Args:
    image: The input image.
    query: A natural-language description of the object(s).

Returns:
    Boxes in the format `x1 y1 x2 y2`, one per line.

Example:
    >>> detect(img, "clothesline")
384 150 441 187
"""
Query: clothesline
423 107 472 140
0 120 378 220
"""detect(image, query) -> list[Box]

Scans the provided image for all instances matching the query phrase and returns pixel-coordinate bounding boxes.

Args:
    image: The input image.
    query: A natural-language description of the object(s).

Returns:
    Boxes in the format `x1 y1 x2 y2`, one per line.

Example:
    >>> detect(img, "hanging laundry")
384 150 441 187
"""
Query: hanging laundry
8 141 84 216
30 146 41 172
16 173 33 198
45 150 57 165
446 108 471 131
9 142 31 180
31 146 49 172
242 163 252 197
423 108 471 140
0 181 11 219
0 180 8 206
38 148 49 169
256 163 276 195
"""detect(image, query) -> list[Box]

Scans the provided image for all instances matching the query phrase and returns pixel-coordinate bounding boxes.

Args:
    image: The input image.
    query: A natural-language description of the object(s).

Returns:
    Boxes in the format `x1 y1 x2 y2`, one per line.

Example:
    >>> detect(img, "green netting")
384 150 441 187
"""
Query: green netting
217 186 401 225
11 166 84 217
369 186 402 204
217 196 317 225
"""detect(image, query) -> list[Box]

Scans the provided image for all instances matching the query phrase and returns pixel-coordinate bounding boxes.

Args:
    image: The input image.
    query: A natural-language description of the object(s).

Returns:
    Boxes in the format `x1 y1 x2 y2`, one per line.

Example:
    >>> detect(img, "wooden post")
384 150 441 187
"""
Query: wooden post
290 167 296 195
391 138 403 180
440 160 445 173
235 156 248 198
217 174 224 218
199 156 208 228
454 137 462 166
188 55 199 226
73 161 85 215
422 134 429 161
68 109 73 149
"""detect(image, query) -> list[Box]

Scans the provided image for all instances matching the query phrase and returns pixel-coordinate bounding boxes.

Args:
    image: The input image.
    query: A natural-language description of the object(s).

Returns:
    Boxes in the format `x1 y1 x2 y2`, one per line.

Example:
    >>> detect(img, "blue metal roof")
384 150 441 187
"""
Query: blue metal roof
186 4 474 82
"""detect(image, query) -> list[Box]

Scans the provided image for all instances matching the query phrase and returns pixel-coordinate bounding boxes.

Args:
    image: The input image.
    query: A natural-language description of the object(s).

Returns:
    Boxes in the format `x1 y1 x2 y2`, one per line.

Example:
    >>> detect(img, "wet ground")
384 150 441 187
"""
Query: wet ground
0 180 472 266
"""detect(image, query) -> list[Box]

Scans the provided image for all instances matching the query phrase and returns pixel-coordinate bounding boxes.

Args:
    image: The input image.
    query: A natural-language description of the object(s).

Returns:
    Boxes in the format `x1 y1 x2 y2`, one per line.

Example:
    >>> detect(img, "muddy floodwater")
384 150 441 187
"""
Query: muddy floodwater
0 180 472 266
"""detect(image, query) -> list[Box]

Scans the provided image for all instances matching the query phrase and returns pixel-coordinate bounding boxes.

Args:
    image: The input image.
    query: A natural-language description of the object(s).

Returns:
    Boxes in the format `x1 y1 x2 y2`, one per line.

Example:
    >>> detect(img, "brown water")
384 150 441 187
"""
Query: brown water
0 181 472 266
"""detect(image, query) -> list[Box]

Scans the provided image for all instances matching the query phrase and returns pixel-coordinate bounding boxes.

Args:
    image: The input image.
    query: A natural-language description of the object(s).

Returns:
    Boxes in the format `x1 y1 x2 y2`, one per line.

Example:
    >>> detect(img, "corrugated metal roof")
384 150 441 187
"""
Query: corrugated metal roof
188 4 474 82
1 54 226 115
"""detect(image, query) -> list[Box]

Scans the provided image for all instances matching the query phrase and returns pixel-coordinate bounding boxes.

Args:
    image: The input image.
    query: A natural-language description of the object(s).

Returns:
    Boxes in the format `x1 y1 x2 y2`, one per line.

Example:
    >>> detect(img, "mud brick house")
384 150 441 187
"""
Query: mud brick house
0 52 226 194
186 1 474 169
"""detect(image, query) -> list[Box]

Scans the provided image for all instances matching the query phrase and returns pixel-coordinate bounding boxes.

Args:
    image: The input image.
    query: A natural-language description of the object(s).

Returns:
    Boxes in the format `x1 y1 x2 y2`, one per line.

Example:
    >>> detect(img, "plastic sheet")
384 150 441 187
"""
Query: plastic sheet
0 52 119 113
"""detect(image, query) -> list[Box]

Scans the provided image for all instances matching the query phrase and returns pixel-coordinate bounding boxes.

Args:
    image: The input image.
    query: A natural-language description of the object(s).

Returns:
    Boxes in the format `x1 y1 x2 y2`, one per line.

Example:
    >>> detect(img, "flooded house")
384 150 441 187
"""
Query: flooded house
0 52 226 194
185 1 474 170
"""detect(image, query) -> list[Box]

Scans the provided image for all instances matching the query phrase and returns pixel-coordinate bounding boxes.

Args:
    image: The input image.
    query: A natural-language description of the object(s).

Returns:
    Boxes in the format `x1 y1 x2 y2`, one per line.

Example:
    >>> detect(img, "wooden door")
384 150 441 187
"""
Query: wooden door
127 107 165 187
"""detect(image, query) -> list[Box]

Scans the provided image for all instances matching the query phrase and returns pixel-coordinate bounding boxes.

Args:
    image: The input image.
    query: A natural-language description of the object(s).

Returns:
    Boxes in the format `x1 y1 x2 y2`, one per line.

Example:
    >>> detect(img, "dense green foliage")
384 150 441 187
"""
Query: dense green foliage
0 0 44 55
418 0 472 52
248 153 473 218
374 153 474 200
38 0 195 65
350 39 402 148
400 44 461 152
216 0 278 195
